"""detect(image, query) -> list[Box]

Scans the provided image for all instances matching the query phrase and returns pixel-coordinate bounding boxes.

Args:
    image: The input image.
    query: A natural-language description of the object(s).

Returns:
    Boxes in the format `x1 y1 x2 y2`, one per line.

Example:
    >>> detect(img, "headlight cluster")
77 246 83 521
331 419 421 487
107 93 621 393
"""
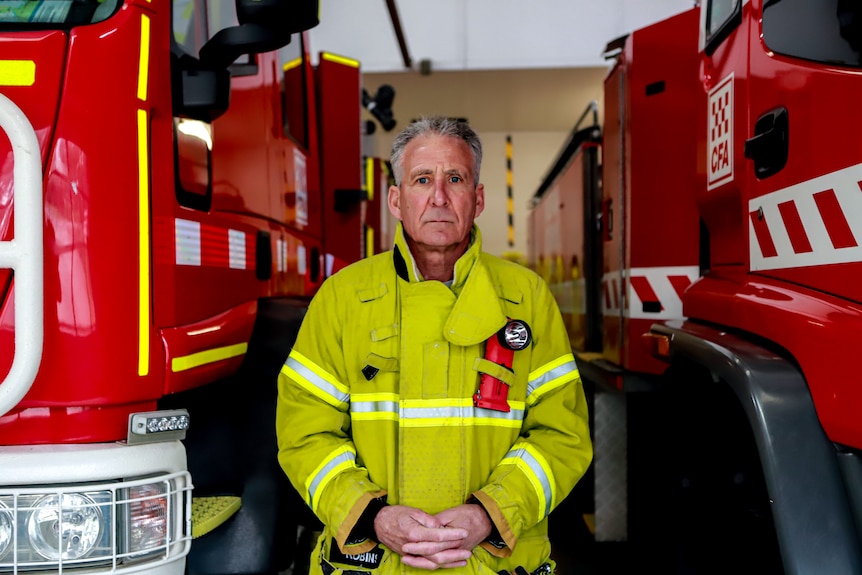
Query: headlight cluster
0 475 189 572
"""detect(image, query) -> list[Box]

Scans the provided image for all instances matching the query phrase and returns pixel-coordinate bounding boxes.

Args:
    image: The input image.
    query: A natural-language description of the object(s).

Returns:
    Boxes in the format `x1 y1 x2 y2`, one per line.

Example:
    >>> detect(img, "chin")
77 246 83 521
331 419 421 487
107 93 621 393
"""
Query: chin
417 233 457 247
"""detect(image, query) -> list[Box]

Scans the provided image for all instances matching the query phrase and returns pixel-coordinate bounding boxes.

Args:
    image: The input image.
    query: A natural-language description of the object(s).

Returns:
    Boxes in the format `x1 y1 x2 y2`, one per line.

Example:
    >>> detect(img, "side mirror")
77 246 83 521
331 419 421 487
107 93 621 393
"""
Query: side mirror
200 0 320 68
237 0 319 30
171 53 231 122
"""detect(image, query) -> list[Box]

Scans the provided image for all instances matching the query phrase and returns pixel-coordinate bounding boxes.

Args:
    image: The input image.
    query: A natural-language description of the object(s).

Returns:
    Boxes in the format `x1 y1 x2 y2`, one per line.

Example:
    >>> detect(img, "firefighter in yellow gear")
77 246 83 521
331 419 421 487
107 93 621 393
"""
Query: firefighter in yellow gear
276 117 592 574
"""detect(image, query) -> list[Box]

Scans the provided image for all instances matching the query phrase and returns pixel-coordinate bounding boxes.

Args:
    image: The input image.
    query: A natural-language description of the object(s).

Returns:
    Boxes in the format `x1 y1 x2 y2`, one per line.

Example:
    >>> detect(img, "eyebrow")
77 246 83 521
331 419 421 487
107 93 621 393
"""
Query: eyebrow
408 168 468 180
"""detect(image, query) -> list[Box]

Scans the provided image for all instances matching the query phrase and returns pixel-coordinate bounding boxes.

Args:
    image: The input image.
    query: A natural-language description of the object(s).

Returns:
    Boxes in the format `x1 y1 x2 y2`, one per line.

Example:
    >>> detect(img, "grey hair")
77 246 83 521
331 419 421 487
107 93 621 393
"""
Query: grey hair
389 116 482 186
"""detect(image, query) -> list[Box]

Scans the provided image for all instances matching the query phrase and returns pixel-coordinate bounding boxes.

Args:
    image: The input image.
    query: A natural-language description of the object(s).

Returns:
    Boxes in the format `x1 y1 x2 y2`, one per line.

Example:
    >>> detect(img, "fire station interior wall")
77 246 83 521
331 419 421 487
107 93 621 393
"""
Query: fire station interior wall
362 66 610 260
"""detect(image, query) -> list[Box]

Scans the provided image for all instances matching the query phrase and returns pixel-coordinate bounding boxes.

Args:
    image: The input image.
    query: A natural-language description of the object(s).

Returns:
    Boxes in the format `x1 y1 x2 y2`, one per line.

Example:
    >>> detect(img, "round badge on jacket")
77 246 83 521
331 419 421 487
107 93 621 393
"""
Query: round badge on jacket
499 319 532 350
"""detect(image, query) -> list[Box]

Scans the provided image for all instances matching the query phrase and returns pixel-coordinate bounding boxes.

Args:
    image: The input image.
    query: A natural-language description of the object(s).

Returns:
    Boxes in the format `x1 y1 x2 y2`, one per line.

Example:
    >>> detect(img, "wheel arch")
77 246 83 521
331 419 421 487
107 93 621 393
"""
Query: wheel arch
653 320 862 574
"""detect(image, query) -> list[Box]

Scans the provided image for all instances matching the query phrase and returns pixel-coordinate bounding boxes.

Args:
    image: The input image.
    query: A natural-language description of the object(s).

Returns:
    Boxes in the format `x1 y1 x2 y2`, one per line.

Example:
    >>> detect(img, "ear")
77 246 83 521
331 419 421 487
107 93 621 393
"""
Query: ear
387 184 402 220
474 183 485 218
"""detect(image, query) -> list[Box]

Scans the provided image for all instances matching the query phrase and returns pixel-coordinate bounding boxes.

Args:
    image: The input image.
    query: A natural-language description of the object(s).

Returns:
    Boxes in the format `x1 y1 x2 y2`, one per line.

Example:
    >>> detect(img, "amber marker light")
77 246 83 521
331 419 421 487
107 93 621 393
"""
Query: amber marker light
641 332 672 360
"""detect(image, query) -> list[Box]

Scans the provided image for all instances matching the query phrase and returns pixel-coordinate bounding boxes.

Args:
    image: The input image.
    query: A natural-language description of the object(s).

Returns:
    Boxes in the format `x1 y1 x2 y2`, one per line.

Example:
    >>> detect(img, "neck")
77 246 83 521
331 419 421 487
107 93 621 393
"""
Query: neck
406 238 470 282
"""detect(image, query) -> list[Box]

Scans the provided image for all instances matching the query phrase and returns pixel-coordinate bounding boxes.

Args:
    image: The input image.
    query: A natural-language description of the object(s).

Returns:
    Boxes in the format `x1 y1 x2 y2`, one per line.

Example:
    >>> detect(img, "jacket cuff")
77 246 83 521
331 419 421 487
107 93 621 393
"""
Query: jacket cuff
335 490 387 554
471 491 515 558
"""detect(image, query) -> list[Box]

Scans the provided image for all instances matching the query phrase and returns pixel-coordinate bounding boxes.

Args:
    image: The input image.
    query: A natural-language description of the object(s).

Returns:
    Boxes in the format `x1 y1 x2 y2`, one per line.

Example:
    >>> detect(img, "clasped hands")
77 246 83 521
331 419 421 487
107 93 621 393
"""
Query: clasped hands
373 503 493 570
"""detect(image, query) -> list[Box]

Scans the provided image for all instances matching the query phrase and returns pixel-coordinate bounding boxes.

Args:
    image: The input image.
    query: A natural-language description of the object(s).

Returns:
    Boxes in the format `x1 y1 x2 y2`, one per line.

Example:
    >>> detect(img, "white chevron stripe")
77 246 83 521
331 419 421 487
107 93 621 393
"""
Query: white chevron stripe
749 162 862 271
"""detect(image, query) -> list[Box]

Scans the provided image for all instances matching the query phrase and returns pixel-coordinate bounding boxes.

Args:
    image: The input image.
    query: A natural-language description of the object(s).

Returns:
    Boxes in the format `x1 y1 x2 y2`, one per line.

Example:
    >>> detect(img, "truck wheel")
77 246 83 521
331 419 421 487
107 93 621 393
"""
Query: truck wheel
658 360 783 574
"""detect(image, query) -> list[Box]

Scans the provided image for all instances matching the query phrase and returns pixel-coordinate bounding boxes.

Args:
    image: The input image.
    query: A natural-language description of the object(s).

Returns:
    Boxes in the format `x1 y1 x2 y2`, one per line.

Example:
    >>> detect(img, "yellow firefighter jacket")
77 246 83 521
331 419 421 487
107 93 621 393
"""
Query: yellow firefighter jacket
276 224 592 574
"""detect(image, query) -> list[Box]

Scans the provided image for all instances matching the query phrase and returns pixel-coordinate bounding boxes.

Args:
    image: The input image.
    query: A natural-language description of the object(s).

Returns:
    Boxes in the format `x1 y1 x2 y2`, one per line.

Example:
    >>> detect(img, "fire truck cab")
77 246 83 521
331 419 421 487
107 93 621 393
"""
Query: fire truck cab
0 1 380 574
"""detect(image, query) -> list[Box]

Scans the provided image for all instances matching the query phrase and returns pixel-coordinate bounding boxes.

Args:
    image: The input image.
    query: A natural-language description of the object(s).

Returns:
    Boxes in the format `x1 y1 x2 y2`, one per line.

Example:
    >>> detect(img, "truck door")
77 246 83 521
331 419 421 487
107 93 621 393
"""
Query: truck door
745 0 862 304
699 0 751 269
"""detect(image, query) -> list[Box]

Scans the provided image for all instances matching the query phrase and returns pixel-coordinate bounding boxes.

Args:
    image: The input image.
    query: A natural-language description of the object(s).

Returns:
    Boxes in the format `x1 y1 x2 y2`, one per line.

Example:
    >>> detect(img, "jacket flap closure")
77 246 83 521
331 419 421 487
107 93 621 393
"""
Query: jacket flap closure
357 283 389 303
444 260 507 346
370 323 399 342
472 358 515 386
365 353 399 372
495 283 523 305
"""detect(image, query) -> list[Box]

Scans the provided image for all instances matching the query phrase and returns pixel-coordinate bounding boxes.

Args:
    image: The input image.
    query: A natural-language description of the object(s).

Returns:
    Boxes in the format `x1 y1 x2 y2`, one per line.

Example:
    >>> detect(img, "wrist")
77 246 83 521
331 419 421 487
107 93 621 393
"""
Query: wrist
348 497 388 544
468 500 500 546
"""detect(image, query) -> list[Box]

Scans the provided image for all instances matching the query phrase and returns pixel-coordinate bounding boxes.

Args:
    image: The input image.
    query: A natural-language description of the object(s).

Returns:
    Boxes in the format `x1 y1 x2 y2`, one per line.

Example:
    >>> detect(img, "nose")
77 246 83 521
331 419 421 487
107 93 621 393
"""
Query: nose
430 177 450 206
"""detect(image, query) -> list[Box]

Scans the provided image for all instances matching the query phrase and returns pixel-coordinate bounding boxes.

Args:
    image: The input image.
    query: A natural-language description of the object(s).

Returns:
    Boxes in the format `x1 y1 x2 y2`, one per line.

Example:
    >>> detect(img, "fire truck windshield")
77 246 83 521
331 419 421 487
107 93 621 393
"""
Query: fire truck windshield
0 0 119 28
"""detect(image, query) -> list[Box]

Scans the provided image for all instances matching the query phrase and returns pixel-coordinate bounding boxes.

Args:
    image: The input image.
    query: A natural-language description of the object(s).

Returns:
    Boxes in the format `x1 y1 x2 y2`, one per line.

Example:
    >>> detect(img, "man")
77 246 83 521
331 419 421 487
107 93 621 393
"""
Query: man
276 116 592 574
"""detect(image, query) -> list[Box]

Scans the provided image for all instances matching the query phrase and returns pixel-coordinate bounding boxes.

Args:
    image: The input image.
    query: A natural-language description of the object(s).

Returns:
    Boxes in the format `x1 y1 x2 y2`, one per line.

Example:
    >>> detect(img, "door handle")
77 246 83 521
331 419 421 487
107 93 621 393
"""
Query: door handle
744 107 789 179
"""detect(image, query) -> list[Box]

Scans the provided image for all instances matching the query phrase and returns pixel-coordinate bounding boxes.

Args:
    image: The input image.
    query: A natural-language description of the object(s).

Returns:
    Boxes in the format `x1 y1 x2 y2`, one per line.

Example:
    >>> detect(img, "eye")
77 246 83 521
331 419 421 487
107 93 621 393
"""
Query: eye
450 175 462 183
417 176 430 184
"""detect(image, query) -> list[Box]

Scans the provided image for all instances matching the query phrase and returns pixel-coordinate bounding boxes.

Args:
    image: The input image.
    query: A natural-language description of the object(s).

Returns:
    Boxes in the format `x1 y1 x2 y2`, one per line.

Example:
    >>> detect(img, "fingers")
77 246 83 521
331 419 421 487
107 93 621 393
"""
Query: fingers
411 525 468 543
432 504 492 551
401 538 467 557
406 508 445 530
401 548 472 570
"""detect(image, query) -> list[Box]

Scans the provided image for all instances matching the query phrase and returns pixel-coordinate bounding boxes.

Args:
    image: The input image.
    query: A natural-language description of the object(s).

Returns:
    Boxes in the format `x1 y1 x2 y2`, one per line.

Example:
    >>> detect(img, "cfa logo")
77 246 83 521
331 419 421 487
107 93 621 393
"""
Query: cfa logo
707 74 734 190
711 140 730 174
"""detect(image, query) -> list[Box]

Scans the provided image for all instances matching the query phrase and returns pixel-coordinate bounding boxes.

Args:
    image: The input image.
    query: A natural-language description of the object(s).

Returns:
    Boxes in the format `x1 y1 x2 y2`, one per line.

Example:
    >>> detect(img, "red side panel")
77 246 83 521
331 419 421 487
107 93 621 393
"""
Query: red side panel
556 149 590 352
603 8 702 376
317 53 363 274
537 154 589 352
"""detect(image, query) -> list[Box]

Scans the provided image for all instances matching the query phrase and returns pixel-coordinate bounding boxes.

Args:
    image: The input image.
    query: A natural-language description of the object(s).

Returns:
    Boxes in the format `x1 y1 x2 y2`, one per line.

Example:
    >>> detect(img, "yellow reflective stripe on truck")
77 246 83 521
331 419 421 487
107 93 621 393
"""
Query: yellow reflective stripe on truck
283 56 302 72
137 14 151 376
171 343 249 372
0 60 35 86
321 52 359 68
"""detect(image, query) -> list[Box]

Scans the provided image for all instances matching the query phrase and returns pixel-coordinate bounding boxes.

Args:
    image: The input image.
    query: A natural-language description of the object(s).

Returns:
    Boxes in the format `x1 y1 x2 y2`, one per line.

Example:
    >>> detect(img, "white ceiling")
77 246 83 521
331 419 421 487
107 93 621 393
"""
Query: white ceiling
308 0 697 73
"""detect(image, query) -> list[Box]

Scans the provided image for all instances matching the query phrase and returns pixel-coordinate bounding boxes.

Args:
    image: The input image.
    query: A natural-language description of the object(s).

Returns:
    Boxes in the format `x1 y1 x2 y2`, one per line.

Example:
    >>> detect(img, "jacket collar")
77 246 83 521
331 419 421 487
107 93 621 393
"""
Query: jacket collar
392 222 507 346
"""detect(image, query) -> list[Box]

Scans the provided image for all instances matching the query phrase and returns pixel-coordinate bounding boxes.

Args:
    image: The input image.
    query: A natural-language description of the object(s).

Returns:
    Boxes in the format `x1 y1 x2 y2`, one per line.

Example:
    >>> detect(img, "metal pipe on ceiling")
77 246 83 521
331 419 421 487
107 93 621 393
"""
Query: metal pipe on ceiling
385 0 412 69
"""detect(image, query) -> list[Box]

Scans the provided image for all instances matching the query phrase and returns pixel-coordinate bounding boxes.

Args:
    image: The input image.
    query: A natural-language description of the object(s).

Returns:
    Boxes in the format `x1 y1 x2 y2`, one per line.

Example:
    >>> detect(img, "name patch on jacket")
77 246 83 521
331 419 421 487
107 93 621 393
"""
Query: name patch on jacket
330 538 383 569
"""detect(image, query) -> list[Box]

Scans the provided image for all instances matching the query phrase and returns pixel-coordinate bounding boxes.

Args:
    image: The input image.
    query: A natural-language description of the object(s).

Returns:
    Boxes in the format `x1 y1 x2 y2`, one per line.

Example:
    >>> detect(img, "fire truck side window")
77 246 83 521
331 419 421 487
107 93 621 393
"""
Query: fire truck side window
707 0 739 36
703 0 742 54
763 0 861 67
202 0 258 75
0 0 119 27
172 0 208 57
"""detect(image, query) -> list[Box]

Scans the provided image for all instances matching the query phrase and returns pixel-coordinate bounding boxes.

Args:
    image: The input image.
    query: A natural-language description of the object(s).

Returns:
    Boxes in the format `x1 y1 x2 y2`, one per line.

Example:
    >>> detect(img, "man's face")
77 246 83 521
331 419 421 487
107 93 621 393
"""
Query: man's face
388 133 485 253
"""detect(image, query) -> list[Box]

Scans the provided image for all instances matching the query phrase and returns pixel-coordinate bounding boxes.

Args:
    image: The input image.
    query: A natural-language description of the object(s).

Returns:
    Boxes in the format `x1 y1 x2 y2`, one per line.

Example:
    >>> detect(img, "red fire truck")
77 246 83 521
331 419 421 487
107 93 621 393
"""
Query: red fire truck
531 1 862 572
0 1 387 574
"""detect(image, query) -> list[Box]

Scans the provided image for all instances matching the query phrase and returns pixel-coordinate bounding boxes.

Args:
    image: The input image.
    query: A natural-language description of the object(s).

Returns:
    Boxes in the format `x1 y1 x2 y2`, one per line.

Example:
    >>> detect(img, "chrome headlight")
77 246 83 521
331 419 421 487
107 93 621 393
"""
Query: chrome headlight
27 493 103 560
0 500 12 561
